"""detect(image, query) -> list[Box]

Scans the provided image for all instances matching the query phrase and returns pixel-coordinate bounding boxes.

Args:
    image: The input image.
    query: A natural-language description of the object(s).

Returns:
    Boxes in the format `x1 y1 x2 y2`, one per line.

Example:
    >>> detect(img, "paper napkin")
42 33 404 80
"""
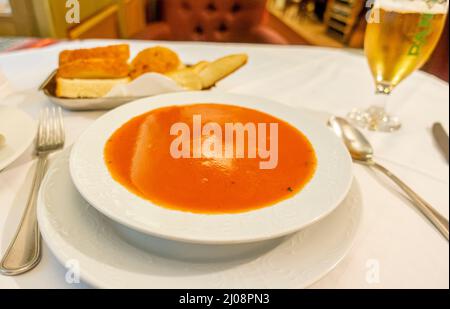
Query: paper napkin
105 73 185 98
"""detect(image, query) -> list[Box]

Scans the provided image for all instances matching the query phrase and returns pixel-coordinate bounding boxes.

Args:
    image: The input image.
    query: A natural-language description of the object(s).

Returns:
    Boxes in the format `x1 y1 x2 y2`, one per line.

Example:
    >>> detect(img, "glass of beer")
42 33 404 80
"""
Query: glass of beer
348 0 448 131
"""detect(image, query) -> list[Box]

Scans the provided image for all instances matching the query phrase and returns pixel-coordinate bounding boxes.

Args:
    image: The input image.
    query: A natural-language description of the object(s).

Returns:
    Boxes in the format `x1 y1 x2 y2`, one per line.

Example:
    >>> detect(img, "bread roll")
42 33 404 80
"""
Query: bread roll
130 46 182 79
198 54 248 89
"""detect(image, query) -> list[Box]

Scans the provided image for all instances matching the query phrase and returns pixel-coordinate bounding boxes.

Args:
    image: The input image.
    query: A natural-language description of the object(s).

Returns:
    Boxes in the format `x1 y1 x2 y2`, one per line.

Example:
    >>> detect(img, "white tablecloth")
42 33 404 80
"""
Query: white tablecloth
0 40 448 289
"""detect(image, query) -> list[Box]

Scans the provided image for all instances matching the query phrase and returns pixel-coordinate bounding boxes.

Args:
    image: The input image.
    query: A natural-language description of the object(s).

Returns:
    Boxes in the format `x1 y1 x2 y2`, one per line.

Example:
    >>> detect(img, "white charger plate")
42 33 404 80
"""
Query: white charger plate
38 148 363 288
0 106 36 171
70 91 353 244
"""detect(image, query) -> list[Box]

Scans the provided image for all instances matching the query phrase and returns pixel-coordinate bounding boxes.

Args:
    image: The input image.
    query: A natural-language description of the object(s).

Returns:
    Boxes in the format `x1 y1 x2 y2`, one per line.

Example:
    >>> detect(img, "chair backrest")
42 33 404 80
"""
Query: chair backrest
161 0 268 42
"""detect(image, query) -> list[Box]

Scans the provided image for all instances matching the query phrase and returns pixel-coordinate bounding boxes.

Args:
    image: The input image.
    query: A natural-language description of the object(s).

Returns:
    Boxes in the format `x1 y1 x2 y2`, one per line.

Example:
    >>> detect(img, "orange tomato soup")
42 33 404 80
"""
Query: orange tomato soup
104 104 316 214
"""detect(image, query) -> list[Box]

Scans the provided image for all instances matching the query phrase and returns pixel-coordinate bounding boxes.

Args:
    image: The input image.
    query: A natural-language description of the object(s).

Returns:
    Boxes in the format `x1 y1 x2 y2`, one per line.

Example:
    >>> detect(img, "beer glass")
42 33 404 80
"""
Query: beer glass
348 0 448 131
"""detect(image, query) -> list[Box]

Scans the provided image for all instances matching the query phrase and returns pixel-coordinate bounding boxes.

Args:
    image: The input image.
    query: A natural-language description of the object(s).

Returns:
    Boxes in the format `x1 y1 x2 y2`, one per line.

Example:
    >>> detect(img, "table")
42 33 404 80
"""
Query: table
0 40 448 289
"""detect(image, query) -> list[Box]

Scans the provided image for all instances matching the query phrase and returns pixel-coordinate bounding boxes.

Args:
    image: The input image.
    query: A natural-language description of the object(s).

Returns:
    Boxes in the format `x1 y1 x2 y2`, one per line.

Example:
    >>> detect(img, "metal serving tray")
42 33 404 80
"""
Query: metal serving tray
39 70 146 111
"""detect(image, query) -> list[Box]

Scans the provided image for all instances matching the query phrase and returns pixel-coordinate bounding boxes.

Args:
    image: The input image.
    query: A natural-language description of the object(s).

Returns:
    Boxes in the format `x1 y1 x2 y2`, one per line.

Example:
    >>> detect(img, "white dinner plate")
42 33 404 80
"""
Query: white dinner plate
70 91 353 244
0 106 36 171
38 148 363 288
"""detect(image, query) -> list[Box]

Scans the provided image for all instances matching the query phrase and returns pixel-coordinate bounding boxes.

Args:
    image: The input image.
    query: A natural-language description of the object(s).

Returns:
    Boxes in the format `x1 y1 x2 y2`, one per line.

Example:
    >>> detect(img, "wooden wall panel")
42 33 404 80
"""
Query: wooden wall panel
68 4 120 39
119 0 146 38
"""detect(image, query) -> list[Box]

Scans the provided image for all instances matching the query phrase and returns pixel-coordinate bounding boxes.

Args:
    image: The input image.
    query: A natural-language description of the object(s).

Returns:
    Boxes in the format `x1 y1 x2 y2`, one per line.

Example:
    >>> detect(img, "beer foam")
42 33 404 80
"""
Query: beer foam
376 0 448 14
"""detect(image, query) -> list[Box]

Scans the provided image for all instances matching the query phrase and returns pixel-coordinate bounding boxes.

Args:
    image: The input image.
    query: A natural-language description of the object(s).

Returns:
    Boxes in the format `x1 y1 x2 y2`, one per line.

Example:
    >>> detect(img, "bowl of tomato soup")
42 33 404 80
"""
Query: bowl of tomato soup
104 103 317 214
70 92 352 244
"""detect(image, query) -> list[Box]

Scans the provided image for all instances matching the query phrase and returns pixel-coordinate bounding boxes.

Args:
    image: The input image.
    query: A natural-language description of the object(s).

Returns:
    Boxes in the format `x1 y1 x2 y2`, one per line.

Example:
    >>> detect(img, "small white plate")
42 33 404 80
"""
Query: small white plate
0 106 36 171
70 91 353 244
38 149 363 288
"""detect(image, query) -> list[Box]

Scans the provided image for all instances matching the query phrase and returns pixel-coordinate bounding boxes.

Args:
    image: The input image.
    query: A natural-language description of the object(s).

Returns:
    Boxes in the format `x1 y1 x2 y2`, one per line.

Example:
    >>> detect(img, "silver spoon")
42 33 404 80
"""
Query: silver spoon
329 116 449 241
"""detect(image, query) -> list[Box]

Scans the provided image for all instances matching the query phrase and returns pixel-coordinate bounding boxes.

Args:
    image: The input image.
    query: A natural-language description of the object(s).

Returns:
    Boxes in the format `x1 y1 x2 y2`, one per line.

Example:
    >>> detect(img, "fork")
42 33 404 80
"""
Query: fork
0 107 65 276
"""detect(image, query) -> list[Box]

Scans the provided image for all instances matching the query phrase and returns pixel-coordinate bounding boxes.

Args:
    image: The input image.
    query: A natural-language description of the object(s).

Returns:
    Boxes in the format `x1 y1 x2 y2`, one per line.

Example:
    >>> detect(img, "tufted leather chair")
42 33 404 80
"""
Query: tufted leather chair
134 0 288 44
422 15 449 82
